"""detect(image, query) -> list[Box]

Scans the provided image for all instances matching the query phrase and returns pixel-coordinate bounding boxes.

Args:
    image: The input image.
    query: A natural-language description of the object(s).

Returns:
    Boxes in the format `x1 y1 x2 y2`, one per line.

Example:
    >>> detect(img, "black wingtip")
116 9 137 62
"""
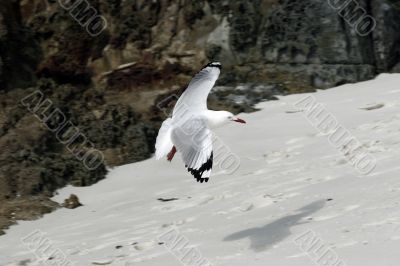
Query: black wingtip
186 153 213 183
197 177 209 183
203 62 222 70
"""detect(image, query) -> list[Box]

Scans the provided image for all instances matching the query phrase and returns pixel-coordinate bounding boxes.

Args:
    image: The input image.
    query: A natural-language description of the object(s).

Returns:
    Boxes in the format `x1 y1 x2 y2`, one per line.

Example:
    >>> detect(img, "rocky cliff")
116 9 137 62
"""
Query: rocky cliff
0 0 399 233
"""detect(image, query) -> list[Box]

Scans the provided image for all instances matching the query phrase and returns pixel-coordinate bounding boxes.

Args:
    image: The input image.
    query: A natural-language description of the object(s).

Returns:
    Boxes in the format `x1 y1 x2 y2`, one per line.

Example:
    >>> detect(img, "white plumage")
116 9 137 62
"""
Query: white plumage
155 118 173 160
155 62 246 183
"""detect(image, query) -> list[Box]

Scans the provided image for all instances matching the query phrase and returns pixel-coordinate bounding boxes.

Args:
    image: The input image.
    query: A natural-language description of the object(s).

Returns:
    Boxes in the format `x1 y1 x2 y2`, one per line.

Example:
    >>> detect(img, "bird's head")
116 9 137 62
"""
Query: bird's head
205 111 246 128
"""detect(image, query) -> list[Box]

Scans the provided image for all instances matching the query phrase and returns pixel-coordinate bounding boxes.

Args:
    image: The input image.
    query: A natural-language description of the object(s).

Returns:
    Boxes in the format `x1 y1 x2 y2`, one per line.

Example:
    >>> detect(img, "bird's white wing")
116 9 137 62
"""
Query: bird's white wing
171 118 213 183
155 118 174 160
173 62 221 117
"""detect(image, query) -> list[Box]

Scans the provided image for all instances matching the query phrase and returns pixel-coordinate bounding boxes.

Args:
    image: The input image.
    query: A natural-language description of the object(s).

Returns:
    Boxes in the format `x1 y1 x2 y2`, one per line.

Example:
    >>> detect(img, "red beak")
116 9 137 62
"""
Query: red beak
233 118 246 124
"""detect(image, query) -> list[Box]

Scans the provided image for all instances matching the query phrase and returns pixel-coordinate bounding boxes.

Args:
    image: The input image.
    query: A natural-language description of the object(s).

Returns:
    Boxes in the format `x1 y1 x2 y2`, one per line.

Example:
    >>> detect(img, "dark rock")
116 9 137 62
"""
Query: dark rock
62 194 82 209
157 198 179 202
0 195 59 235
0 1 41 90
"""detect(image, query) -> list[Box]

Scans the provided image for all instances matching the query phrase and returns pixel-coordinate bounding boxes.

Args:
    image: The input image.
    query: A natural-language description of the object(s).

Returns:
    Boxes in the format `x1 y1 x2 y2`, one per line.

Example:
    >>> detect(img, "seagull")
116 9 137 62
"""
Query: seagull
155 62 246 183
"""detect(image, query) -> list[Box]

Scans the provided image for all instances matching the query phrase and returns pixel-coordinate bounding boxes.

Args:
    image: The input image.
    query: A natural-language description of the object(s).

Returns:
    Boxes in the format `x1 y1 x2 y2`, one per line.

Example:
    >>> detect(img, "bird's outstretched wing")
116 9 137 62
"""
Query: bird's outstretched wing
171 118 213 183
173 62 221 116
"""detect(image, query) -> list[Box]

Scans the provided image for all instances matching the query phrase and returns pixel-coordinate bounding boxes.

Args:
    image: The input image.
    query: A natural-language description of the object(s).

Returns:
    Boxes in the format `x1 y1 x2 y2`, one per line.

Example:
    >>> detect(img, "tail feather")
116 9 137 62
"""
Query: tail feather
155 118 174 160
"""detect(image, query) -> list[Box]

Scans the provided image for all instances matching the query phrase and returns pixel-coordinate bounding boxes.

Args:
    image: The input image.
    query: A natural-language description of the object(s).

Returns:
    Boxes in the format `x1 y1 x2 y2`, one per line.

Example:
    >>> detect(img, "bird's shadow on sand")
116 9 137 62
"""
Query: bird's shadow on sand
223 200 326 252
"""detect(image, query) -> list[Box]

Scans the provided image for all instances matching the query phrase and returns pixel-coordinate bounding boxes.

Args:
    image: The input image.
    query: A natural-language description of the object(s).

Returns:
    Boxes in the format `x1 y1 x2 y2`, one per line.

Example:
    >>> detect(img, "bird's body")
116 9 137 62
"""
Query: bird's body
155 62 246 182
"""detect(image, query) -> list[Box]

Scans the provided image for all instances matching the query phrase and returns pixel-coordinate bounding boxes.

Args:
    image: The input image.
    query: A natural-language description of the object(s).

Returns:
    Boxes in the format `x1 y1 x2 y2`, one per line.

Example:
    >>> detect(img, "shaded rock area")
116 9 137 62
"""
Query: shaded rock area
0 196 59 235
0 0 399 234
62 194 82 209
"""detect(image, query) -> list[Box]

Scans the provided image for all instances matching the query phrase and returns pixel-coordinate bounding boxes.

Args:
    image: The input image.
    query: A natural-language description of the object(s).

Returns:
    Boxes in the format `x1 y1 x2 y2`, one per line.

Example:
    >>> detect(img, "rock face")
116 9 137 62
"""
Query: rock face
0 1 41 90
62 194 82 209
205 0 399 91
0 0 399 233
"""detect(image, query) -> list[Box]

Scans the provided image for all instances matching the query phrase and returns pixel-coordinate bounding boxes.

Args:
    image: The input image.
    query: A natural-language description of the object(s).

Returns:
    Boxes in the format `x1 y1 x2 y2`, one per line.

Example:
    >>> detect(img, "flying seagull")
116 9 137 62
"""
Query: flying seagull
155 62 246 183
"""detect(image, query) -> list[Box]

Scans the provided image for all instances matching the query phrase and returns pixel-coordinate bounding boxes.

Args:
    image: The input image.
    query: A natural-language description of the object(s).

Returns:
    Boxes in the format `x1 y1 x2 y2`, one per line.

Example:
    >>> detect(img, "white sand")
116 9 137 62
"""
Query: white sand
1 74 400 266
